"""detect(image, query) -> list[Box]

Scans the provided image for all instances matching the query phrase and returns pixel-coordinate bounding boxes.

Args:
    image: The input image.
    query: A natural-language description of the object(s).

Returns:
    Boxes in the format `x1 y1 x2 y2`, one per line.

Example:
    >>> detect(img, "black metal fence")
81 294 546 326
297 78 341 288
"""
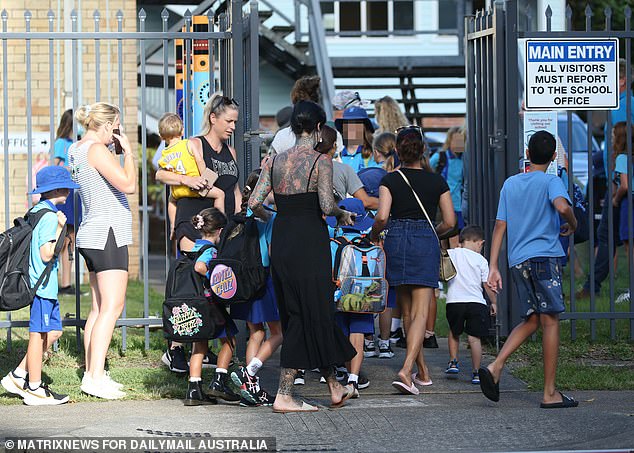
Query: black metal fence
0 0 260 350
466 0 634 340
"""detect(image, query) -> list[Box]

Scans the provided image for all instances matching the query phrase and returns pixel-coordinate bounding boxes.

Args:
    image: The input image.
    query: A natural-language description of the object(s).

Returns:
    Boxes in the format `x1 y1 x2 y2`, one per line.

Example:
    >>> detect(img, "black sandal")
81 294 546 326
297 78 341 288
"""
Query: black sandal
540 392 579 409
478 366 500 402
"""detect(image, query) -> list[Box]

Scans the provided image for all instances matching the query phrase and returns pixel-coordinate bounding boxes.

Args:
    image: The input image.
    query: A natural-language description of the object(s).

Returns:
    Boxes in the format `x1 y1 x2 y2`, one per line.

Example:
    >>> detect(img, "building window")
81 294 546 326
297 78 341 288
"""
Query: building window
324 0 415 34
438 0 458 31
320 2 335 31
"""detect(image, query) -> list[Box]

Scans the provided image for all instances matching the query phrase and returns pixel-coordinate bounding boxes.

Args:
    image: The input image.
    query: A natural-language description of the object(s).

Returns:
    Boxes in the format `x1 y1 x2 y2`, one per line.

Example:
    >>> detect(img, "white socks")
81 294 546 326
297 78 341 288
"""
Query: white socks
348 373 359 383
425 330 435 339
391 319 401 331
28 380 41 390
13 367 27 379
246 358 263 377
216 368 227 374
189 376 202 383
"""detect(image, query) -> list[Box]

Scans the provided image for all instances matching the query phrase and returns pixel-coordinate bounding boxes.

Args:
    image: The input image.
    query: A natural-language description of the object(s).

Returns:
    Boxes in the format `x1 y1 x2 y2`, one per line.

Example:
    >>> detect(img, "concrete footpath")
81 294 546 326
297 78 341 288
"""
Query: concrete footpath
1 337 634 452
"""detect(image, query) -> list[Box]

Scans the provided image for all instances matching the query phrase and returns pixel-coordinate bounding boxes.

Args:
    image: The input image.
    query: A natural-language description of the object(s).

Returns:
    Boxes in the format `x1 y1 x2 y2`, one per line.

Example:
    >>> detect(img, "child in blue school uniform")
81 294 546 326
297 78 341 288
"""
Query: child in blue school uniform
230 170 280 407
326 197 377 397
1 166 78 405
187 208 241 405
335 107 381 172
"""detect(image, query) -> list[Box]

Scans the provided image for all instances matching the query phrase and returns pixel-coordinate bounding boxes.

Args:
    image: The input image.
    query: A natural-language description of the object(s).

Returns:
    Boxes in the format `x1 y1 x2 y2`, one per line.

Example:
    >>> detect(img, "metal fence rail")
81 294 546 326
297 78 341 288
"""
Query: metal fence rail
0 0 259 351
466 1 634 340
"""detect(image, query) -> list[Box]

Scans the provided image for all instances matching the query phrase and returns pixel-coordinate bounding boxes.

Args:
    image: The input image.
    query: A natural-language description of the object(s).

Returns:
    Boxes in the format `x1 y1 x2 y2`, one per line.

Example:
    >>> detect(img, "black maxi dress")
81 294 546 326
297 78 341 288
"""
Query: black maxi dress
270 158 356 370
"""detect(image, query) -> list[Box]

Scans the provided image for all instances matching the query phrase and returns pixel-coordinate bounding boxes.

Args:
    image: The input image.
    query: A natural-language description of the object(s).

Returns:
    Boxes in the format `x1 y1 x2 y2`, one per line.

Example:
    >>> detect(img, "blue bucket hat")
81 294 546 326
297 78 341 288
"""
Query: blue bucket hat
326 198 374 232
334 106 375 133
29 165 79 194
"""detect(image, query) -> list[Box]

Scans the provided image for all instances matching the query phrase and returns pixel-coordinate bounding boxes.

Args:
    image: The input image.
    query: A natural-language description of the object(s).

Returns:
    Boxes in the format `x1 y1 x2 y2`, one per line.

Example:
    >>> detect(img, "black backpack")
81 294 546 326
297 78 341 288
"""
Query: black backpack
0 208 66 311
162 244 227 342
207 214 267 304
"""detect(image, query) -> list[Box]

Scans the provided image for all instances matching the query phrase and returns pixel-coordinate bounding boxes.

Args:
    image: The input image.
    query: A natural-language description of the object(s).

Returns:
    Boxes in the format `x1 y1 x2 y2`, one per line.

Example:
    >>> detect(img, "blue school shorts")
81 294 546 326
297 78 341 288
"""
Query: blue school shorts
383 219 440 288
30 296 62 333
387 287 397 309
335 312 375 336
510 257 565 319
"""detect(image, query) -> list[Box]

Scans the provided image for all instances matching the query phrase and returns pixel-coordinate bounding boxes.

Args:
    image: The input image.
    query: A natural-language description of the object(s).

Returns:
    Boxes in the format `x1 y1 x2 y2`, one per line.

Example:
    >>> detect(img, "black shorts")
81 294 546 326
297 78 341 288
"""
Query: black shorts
79 228 129 273
446 302 490 338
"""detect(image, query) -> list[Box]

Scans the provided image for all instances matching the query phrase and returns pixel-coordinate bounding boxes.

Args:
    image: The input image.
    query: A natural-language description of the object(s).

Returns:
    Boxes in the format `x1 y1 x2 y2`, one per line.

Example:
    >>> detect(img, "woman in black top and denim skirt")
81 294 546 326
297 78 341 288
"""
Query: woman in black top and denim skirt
370 126 456 395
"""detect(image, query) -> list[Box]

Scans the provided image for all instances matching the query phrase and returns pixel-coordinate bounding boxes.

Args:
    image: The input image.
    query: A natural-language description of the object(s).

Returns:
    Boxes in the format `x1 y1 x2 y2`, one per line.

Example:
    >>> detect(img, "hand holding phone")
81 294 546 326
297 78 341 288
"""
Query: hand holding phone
112 128 123 154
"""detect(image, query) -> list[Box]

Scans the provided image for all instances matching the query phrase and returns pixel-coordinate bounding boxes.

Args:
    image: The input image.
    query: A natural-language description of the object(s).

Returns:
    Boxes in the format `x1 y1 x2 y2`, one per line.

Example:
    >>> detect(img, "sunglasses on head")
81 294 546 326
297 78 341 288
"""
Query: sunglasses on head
211 96 239 113
395 125 426 138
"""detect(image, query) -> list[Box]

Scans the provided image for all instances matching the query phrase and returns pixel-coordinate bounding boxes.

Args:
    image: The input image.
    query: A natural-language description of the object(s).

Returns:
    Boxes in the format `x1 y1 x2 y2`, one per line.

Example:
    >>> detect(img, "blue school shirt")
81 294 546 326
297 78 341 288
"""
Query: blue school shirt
193 239 217 278
29 200 61 299
615 154 634 190
52 138 73 164
429 150 464 212
496 171 571 267
604 92 634 179
247 208 276 268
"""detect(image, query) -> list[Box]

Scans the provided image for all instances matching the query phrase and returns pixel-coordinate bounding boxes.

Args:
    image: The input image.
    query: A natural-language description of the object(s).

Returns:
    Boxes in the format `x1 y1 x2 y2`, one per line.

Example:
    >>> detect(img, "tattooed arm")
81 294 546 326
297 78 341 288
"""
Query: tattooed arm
248 156 273 222
316 155 354 226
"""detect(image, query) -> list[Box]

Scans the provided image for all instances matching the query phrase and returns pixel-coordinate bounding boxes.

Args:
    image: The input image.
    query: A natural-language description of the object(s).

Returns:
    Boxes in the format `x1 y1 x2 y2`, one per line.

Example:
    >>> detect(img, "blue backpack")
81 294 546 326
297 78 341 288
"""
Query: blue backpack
330 232 387 313
357 167 387 198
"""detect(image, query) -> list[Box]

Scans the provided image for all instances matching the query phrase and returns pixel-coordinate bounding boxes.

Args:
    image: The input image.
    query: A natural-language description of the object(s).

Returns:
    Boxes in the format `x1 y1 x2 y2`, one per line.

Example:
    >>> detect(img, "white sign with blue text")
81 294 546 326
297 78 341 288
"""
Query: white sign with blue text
525 38 619 110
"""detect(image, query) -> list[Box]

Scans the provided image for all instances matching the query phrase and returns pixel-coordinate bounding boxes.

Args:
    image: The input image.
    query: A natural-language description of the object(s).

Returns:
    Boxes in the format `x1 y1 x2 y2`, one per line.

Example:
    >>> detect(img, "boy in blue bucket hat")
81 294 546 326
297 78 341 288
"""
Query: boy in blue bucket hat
335 107 381 172
1 165 78 405
326 198 377 396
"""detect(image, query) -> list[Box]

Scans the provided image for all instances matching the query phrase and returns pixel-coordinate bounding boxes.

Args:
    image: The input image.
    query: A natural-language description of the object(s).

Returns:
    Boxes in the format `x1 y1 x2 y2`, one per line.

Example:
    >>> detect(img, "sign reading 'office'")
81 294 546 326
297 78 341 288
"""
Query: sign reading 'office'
525 38 619 110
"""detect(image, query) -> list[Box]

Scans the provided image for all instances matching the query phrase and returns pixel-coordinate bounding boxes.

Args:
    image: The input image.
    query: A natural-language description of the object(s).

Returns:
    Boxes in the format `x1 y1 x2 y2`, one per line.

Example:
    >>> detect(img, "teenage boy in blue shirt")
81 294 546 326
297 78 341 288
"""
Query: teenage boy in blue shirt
480 131 579 409
1 166 78 405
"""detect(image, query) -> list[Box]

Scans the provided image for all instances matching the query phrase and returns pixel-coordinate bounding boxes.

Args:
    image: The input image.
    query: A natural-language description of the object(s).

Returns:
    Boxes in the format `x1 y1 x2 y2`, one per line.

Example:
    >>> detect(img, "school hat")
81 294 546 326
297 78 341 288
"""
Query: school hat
334 106 375 133
29 165 79 194
325 198 374 232
275 106 293 129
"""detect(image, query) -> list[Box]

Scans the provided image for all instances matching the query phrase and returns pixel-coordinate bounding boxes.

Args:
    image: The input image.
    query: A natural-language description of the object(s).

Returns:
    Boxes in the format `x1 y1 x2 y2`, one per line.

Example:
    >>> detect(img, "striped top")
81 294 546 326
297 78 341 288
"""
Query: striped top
68 141 133 249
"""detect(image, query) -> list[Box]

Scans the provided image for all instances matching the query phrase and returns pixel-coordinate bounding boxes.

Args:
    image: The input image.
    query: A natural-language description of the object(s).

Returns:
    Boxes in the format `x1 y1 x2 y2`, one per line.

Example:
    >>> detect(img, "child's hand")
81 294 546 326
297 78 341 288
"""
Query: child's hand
559 222 575 237
56 211 67 227
489 303 497 316
487 268 502 293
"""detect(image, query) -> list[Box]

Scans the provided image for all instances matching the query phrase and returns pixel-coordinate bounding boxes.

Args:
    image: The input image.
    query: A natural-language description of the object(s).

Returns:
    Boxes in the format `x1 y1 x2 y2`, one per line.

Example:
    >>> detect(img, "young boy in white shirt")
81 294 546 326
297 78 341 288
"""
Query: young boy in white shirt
445 225 497 384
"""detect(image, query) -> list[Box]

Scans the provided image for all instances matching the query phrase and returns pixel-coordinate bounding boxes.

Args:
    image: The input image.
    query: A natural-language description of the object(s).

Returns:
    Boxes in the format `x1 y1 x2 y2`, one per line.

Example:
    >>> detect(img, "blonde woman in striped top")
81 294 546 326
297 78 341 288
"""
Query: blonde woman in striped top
67 102 136 400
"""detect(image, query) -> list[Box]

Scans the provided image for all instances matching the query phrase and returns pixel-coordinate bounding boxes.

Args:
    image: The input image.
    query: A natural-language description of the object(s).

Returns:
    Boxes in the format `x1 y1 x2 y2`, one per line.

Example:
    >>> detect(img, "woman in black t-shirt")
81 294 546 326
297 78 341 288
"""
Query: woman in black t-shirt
370 126 456 395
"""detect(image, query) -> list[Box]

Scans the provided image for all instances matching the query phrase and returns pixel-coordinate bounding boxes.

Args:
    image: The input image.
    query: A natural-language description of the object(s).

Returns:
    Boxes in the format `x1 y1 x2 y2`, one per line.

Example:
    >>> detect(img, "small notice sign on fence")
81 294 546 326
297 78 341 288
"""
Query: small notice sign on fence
525 38 619 110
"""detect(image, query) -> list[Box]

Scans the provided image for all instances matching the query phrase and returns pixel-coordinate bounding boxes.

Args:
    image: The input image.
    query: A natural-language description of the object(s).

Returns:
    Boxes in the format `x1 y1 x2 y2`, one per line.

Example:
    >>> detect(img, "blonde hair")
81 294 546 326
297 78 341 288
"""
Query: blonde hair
200 92 239 136
158 113 183 141
374 96 409 134
372 132 396 172
442 126 466 152
75 102 120 131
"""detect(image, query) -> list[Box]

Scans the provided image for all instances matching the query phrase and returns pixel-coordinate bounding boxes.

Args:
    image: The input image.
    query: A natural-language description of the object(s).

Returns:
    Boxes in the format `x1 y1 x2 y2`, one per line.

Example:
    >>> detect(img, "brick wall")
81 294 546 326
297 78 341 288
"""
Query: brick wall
0 1 141 278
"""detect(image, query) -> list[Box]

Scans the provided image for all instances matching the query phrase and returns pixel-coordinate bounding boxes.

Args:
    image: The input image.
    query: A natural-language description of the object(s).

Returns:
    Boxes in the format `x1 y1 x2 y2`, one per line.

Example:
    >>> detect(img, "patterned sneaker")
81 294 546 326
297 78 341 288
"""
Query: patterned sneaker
161 346 189 373
184 380 217 406
378 340 395 359
23 383 69 406
445 359 460 375
208 373 240 402
363 338 378 358
1 371 28 398
293 370 305 385
239 396 259 407
257 387 274 406
471 370 480 385
230 367 260 406
335 367 349 382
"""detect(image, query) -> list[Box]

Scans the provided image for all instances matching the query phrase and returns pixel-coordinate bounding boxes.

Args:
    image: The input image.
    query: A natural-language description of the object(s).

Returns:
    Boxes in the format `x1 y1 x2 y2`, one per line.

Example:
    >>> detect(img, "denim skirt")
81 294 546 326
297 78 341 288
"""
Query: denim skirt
383 218 440 288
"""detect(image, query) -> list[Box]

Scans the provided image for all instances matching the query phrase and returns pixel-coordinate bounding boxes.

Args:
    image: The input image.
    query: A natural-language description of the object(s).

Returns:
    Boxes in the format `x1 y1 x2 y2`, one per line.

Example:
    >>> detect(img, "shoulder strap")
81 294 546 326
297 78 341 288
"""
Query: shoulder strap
306 154 322 192
396 170 440 244
27 208 68 294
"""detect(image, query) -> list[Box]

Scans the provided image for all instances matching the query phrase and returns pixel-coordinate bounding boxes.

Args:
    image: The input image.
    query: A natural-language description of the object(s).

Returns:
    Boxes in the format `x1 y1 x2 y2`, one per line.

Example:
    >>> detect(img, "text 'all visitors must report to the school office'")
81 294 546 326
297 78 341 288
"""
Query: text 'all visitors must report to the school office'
525 38 619 111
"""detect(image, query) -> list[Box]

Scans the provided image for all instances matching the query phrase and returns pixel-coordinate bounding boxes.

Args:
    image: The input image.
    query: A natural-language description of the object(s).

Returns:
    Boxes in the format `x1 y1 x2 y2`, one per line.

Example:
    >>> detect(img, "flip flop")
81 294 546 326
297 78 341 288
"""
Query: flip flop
330 385 354 408
392 379 420 395
478 366 500 402
272 401 318 413
540 392 579 409
411 373 433 386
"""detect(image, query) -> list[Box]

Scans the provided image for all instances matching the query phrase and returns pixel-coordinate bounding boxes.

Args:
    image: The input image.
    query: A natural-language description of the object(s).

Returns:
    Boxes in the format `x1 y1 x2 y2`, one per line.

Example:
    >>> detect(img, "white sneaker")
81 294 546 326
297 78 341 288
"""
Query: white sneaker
1 371 28 398
23 383 69 406
104 371 124 390
81 375 126 400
